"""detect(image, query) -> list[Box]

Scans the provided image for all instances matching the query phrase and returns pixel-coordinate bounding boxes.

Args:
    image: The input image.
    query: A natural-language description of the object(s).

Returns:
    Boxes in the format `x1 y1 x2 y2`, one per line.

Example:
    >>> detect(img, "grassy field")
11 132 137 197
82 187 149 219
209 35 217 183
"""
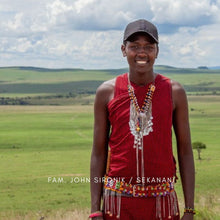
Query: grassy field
0 95 219 220
175 96 220 219
0 67 220 101
0 106 93 219
0 67 220 219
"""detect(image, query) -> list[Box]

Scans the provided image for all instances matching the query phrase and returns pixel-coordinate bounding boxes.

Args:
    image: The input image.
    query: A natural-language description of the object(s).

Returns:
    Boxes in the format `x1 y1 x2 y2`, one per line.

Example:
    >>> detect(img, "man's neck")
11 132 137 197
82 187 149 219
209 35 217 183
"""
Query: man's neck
128 70 155 86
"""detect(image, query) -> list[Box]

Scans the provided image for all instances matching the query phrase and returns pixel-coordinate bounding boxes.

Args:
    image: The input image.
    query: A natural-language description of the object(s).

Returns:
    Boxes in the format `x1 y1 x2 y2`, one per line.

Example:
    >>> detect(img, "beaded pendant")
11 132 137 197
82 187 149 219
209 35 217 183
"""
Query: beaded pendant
128 75 156 179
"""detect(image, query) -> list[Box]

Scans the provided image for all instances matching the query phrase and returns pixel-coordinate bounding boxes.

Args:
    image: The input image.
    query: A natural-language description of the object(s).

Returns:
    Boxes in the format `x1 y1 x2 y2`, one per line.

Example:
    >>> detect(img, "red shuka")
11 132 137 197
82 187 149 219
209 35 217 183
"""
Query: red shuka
107 73 176 183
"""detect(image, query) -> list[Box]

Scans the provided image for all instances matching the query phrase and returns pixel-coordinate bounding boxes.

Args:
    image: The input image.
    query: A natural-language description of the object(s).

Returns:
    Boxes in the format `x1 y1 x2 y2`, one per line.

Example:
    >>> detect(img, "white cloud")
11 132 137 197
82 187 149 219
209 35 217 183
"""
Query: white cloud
0 0 219 69
150 0 220 25
6 13 24 30
74 0 96 13
46 0 74 26
157 24 220 67
45 0 150 31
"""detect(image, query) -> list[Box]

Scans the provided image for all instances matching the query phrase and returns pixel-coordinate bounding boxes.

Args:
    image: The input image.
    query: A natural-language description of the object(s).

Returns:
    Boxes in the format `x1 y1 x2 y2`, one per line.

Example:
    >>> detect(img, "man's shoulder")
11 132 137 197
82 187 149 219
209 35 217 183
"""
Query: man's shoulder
157 73 184 92
171 80 187 110
96 73 127 94
95 73 128 105
95 78 116 106
171 80 185 93
97 78 116 94
156 73 171 82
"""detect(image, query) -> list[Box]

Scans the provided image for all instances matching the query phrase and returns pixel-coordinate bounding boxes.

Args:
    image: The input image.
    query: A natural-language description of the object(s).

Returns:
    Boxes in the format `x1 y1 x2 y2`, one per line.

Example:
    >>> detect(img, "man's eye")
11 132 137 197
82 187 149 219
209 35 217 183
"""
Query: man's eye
129 45 155 52
146 46 154 50
131 46 138 49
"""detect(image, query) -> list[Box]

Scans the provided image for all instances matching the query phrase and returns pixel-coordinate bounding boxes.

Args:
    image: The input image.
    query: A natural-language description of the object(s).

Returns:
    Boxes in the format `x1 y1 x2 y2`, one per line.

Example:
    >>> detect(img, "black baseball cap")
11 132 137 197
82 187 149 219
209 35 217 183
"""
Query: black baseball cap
123 19 159 43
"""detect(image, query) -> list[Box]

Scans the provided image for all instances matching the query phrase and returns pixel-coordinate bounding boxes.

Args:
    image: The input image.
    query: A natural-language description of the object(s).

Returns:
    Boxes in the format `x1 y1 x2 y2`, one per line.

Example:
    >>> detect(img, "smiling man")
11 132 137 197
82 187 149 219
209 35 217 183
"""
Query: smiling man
90 19 195 220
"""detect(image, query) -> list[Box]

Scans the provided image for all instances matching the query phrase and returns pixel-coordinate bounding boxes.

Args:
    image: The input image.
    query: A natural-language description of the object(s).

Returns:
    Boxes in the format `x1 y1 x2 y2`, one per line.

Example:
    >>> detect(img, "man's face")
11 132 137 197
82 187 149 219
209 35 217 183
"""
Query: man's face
121 34 158 74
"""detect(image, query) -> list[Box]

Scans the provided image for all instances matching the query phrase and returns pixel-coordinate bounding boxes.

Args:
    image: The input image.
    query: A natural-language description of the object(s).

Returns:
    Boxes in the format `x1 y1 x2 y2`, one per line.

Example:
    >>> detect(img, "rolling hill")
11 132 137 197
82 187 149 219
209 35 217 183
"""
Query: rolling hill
0 66 220 105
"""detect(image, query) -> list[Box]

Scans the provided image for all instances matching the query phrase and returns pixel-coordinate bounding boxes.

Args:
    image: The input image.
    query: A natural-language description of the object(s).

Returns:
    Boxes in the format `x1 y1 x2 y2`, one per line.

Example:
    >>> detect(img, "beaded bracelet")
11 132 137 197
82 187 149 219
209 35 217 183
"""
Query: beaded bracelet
88 211 103 219
184 207 196 215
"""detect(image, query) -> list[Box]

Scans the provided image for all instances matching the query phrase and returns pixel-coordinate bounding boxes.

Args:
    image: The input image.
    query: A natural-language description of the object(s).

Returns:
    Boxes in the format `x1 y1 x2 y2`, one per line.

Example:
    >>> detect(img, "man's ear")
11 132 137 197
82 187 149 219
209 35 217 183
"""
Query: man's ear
121 44 126 57
156 45 159 58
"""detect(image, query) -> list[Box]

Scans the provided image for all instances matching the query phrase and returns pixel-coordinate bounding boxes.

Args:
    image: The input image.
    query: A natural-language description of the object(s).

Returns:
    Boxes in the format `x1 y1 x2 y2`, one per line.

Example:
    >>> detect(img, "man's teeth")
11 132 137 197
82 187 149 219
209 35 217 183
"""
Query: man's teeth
136 61 147 64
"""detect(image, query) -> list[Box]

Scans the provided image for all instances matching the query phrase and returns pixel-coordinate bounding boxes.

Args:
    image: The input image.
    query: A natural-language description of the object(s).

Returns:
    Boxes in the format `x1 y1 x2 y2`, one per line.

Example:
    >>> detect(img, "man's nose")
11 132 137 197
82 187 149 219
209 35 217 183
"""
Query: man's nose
137 48 148 56
137 47 148 54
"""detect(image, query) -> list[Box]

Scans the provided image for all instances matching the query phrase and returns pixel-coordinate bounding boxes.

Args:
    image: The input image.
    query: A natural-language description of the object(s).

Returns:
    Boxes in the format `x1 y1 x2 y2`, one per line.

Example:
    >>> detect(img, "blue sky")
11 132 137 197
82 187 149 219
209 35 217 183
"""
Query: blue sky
0 0 219 69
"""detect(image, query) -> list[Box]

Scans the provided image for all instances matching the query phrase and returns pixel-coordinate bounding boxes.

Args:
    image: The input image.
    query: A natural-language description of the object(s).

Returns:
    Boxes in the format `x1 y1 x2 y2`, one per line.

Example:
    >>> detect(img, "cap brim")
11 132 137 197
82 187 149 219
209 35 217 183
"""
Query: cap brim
124 31 158 43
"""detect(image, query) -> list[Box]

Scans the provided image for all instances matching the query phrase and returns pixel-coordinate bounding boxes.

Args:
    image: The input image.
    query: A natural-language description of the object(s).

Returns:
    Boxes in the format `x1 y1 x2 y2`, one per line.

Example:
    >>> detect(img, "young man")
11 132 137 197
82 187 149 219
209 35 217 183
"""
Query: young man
90 19 195 220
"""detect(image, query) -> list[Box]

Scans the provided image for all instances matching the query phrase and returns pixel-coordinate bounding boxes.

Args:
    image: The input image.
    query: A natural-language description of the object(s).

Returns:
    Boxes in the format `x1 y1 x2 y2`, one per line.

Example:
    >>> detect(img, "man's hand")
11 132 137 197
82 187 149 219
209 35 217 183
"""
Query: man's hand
181 213 194 220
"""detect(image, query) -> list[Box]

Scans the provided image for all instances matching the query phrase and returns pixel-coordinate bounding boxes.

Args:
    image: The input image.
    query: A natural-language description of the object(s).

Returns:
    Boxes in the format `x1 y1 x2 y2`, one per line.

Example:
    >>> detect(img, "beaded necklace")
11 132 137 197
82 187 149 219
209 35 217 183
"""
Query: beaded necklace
128 82 155 132
127 73 156 180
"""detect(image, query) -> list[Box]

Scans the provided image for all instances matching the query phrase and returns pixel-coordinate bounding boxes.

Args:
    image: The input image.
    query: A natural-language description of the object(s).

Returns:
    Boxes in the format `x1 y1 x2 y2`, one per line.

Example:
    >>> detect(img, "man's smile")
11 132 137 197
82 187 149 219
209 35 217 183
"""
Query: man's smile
136 60 148 65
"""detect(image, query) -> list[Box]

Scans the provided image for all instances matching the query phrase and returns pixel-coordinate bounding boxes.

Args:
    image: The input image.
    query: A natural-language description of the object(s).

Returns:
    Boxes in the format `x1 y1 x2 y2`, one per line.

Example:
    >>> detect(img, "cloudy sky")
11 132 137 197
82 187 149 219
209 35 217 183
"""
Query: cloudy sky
0 0 219 69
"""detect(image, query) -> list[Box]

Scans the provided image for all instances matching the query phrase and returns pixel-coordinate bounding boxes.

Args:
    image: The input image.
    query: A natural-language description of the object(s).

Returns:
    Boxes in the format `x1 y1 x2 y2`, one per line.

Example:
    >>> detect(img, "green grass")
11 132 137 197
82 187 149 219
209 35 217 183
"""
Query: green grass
0 67 220 100
1 66 219 219
173 96 220 219
0 106 93 218
0 67 113 84
0 96 220 219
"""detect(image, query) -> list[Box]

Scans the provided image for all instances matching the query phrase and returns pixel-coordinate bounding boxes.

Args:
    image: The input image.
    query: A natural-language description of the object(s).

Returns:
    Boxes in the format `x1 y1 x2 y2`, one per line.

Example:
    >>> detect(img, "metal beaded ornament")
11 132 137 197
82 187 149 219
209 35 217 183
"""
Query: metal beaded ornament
128 73 156 179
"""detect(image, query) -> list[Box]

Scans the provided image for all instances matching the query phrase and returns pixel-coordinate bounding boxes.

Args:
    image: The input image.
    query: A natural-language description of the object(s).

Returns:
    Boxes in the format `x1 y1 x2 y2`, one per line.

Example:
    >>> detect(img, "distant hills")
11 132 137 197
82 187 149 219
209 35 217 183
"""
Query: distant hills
0 65 220 105
0 66 84 72
1 65 220 72
209 66 220 70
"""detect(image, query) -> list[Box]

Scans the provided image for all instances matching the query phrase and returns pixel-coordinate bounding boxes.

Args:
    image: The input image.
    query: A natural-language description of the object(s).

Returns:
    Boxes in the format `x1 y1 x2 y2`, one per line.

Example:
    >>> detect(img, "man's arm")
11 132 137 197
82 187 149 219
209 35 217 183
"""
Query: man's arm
90 80 114 217
172 81 195 220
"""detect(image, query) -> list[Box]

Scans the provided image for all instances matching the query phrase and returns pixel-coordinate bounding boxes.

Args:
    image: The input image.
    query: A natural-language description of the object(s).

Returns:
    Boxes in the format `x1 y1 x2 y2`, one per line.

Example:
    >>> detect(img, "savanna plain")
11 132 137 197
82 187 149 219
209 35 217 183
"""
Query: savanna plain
0 66 219 220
